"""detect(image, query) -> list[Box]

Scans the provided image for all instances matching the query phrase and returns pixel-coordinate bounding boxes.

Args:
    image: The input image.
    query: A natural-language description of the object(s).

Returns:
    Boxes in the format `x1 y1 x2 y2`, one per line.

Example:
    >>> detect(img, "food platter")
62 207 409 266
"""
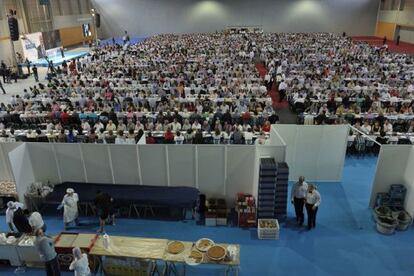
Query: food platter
207 245 227 261
166 241 185 254
184 250 204 266
195 238 214 252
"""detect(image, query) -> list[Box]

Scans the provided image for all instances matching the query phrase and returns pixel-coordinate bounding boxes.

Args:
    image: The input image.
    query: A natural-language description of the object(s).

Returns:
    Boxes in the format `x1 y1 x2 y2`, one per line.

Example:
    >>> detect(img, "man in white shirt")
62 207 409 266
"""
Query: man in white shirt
170 119 182 132
291 176 308 226
407 83 414 94
278 80 287 102
174 131 184 144
6 201 24 232
305 184 321 230
244 128 254 144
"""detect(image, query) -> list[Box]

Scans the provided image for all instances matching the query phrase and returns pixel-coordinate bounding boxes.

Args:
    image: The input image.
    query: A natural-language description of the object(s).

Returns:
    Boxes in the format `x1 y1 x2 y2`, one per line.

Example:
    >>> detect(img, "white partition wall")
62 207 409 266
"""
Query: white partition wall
198 146 226 198
139 145 168 186
81 144 113 184
403 147 414 217
27 143 60 184
369 145 414 217
4 143 285 202
167 146 196 187
109 146 141 184
273 125 348 182
8 144 35 201
54 144 87 183
0 143 22 181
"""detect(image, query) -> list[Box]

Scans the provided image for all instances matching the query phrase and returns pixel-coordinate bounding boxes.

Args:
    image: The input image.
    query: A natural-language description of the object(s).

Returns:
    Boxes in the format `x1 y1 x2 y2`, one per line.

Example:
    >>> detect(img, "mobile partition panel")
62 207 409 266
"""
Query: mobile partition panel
272 124 349 182
7 143 286 203
369 145 414 217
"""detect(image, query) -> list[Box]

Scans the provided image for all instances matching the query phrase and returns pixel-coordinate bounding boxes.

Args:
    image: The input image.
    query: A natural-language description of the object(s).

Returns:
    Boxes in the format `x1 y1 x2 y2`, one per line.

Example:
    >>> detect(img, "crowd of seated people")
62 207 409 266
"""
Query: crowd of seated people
259 33 413 131
1 32 413 146
0 33 282 145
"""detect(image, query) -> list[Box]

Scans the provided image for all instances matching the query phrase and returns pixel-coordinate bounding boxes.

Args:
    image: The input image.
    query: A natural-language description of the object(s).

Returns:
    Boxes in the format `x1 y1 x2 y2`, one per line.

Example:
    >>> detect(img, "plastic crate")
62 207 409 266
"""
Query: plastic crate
216 217 228 226
258 219 279 240
205 217 217 226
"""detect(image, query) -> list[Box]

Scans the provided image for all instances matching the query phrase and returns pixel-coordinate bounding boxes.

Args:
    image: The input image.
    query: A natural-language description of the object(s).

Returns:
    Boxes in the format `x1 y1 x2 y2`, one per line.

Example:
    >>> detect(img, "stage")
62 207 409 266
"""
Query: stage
28 47 90 67
25 36 148 67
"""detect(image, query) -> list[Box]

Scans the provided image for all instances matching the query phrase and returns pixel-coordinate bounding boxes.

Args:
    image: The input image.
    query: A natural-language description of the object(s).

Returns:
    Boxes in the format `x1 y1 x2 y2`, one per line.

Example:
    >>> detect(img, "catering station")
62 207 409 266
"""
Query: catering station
0 232 240 276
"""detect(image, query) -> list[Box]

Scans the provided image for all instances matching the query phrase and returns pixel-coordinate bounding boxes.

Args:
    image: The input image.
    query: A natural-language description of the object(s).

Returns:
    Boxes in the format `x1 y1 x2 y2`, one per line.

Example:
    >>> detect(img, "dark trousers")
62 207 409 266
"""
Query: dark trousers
305 203 318 229
45 256 61 276
34 73 39 82
0 81 5 94
279 89 286 102
294 197 305 225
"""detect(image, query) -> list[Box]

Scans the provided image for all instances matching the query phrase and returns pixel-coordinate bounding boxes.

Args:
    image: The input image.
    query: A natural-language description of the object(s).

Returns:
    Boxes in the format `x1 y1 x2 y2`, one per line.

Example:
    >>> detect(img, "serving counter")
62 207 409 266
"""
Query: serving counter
89 235 240 276
0 234 42 267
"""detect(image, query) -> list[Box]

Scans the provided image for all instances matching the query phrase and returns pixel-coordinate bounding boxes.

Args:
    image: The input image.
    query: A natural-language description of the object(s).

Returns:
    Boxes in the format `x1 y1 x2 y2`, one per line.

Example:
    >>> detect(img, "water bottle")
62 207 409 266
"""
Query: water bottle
103 233 110 249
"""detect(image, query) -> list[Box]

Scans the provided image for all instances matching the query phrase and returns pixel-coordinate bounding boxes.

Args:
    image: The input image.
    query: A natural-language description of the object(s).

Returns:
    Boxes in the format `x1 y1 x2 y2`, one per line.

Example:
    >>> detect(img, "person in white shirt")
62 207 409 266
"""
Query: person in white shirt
6 201 24 232
291 176 308 226
192 121 201 130
106 120 116 132
360 121 372 134
81 120 90 132
244 128 254 144
29 211 46 232
69 247 90 276
115 130 126 144
383 120 393 133
170 119 182 132
278 80 287 102
174 131 184 144
407 83 414 94
57 188 79 230
305 184 321 230
94 121 104 132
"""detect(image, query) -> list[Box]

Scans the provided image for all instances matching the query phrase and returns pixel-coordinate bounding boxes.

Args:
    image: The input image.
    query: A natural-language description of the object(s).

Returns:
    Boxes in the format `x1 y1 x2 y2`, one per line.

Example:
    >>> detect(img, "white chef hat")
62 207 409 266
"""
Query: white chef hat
7 201 14 208
66 188 75 194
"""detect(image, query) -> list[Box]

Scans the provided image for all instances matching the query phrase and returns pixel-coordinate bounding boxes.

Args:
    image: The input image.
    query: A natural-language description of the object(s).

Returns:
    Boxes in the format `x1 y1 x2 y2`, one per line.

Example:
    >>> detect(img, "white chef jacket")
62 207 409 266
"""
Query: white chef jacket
69 253 91 276
62 193 79 223
6 202 24 224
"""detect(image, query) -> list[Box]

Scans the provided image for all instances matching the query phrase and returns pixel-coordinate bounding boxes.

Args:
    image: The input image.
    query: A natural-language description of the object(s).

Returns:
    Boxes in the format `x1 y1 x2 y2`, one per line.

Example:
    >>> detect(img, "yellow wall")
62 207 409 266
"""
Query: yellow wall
59 25 95 47
375 21 397 40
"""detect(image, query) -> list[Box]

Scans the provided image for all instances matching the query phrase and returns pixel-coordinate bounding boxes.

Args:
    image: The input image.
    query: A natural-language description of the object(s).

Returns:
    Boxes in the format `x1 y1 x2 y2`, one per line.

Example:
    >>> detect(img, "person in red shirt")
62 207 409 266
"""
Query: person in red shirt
146 132 156 144
164 128 174 144
69 60 77 75
242 111 251 123
60 109 70 125
262 121 271 132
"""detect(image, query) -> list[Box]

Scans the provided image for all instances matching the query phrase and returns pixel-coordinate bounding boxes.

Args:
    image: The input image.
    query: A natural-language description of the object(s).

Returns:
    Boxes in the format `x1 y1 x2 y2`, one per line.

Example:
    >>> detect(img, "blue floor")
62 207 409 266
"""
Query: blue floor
1 156 413 276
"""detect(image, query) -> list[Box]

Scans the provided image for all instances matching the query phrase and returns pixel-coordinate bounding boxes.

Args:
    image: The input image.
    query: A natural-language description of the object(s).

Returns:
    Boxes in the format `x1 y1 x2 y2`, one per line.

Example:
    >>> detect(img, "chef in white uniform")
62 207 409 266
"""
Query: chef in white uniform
5 201 24 232
58 188 79 230
69 247 90 276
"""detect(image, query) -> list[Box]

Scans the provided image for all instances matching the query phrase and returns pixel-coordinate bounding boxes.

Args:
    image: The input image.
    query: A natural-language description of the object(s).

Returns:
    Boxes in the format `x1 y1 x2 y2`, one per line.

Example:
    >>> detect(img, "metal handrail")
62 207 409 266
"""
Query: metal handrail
348 125 382 147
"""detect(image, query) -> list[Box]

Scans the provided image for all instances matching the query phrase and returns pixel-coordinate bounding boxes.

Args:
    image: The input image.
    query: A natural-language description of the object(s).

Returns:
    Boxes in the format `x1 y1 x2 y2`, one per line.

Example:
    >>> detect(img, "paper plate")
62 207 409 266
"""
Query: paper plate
195 238 214 252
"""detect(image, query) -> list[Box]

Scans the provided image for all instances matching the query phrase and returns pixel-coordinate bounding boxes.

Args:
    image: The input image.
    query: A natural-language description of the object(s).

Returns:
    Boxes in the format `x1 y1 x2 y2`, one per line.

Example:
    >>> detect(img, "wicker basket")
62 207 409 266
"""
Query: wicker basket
396 211 412 231
373 206 391 222
376 216 398 235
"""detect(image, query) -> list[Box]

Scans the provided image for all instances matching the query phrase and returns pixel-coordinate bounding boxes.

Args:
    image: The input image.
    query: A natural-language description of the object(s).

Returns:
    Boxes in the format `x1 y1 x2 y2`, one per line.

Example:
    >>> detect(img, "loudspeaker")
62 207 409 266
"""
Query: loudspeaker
8 17 19 41
95 13 100 28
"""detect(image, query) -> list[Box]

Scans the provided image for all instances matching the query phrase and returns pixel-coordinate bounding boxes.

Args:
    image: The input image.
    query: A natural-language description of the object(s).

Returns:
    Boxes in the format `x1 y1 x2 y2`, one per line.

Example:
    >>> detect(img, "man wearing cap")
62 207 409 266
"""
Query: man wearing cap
5 201 24 232
58 188 79 230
